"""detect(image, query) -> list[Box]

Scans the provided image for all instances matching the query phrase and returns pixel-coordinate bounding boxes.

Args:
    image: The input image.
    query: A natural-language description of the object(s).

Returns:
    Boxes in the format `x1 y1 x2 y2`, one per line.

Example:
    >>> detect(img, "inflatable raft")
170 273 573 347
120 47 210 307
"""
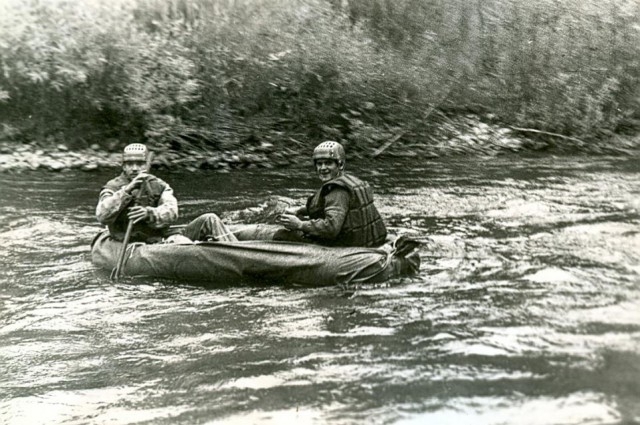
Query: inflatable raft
91 224 420 286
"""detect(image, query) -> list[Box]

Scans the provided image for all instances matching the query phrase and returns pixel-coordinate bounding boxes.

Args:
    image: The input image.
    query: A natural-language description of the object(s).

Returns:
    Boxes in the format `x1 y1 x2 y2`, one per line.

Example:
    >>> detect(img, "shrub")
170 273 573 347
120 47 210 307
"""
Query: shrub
0 0 638 150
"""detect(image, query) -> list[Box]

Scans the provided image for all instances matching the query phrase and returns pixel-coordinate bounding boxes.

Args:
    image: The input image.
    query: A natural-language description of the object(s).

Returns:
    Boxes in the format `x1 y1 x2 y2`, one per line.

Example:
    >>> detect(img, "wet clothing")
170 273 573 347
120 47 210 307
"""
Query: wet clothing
180 213 237 242
96 173 178 243
96 174 236 244
286 173 387 247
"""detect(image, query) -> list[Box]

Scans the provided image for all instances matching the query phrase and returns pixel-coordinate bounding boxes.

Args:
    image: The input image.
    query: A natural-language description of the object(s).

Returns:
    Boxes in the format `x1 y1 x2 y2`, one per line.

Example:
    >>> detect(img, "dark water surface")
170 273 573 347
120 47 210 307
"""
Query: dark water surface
1 156 639 424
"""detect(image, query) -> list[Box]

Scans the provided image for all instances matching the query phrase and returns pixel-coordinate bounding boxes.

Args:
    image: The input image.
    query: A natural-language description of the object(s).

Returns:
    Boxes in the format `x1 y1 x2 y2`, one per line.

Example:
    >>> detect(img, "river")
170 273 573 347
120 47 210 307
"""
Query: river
1 155 639 424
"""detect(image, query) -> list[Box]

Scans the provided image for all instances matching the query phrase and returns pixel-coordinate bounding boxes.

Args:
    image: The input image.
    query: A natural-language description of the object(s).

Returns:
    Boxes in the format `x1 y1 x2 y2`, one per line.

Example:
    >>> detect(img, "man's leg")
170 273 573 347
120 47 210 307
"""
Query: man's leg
181 213 238 242
272 228 308 243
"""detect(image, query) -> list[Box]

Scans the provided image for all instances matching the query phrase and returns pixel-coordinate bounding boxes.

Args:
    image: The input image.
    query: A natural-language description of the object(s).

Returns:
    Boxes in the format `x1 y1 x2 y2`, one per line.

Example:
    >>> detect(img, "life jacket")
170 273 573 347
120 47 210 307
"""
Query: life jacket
102 174 170 243
306 173 387 247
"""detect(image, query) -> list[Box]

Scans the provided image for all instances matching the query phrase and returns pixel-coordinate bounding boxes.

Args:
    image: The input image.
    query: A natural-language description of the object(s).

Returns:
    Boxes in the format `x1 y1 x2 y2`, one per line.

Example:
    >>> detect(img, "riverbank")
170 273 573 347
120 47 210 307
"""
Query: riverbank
1 114 638 173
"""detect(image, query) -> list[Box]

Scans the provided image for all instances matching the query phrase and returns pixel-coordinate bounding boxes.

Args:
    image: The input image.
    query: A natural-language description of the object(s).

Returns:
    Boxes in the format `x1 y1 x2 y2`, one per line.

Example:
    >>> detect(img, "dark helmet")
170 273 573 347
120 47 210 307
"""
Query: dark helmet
123 143 148 162
312 141 345 167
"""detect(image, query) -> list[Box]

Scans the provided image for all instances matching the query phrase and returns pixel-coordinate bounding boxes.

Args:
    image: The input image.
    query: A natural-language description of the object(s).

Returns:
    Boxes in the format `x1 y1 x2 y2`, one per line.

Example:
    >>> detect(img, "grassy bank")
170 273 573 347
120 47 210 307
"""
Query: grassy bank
1 0 639 157
1 113 637 173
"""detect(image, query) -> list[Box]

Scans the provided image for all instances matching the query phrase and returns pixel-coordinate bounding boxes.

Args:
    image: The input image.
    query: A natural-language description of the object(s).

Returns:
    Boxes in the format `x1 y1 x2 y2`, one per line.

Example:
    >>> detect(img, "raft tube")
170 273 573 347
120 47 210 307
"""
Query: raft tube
91 224 420 286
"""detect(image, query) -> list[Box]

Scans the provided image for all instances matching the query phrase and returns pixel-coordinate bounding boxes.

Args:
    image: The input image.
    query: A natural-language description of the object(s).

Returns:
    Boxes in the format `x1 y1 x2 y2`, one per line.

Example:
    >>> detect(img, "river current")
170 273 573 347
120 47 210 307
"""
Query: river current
1 155 639 424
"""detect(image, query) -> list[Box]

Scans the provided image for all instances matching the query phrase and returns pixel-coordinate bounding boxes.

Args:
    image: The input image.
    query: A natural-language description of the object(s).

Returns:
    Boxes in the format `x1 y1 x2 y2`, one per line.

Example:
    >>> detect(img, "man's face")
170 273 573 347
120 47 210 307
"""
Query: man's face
315 159 341 183
123 160 149 179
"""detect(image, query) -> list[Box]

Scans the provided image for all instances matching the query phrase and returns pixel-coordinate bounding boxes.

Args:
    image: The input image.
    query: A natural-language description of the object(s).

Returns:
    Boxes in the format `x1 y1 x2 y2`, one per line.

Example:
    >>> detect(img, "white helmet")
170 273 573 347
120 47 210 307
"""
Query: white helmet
123 143 148 162
312 141 345 168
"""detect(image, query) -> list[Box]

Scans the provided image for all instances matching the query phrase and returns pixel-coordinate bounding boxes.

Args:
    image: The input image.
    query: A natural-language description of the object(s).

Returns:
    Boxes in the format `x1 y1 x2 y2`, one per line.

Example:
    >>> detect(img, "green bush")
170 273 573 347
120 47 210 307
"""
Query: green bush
0 0 638 151
0 0 201 148
346 0 640 138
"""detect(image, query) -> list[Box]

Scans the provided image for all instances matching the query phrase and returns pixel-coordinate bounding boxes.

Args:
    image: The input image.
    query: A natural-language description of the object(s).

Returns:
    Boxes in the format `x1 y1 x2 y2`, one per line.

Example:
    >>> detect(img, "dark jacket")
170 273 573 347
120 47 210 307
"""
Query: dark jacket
306 173 387 247
98 174 176 243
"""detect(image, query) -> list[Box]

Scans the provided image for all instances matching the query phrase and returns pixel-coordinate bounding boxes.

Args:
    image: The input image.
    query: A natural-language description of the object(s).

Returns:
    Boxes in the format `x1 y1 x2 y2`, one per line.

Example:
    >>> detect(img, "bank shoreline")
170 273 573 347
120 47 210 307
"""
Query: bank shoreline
2 115 638 173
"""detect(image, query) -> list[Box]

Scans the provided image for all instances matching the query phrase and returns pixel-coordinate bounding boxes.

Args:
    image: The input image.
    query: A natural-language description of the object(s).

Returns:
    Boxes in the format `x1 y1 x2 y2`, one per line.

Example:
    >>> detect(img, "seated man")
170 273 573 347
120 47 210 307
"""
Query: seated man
275 141 387 248
96 143 236 243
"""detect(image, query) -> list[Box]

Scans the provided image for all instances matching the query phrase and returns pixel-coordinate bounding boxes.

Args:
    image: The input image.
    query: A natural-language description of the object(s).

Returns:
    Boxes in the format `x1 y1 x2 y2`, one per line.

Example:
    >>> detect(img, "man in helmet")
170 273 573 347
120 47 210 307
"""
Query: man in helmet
276 141 387 247
96 143 236 243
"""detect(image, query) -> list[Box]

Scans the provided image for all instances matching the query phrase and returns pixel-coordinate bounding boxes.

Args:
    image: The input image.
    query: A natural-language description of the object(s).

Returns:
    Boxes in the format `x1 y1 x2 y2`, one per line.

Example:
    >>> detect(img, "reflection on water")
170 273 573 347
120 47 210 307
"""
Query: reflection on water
0 156 639 424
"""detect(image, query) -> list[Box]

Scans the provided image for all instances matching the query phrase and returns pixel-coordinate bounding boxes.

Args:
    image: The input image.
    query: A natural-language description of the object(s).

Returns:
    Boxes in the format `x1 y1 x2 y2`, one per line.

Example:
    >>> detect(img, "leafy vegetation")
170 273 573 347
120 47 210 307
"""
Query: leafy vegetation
0 0 638 153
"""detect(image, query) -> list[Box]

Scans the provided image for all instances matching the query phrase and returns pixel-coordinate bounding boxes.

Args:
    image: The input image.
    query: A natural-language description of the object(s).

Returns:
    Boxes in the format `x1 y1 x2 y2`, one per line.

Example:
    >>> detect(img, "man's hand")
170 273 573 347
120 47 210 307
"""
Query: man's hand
284 206 306 217
124 172 151 195
277 213 303 231
128 206 150 224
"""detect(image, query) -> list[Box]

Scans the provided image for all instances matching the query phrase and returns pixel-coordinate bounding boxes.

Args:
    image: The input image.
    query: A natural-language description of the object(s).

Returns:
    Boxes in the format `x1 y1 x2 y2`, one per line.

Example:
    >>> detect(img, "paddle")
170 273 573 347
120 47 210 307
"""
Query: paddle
111 176 149 281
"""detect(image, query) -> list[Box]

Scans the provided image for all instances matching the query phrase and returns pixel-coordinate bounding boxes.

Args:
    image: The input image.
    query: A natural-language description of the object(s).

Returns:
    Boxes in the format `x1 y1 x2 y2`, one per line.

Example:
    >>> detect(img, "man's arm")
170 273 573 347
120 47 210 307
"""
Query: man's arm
96 178 179 227
299 188 349 239
145 185 179 228
96 187 132 225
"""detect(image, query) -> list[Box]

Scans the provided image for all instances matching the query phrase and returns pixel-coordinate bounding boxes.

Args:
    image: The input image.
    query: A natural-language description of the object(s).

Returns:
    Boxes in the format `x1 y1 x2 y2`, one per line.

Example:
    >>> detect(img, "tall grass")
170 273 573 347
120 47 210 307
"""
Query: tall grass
0 0 638 150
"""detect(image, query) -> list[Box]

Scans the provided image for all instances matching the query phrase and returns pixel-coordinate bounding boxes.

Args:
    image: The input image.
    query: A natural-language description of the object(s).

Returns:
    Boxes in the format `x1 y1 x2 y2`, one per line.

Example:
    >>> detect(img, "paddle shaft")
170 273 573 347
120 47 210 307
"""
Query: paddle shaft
112 178 148 281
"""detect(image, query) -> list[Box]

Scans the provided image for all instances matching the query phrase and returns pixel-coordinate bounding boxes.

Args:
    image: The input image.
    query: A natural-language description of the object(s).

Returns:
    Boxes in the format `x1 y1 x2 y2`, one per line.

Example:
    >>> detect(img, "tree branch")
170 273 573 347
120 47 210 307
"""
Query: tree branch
371 87 453 158
508 126 586 146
